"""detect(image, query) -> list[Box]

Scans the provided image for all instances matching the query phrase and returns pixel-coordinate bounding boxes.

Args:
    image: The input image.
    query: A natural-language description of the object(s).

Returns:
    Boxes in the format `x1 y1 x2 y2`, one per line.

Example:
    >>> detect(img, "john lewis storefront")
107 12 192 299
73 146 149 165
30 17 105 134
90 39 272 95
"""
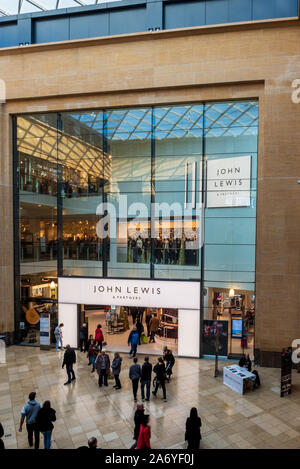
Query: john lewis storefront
1 1 300 366
13 101 258 358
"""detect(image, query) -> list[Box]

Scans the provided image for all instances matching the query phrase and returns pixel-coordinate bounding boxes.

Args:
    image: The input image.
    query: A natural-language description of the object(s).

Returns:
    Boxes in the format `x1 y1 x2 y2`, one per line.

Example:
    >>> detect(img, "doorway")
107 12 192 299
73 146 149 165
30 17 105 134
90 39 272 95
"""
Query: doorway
81 305 178 356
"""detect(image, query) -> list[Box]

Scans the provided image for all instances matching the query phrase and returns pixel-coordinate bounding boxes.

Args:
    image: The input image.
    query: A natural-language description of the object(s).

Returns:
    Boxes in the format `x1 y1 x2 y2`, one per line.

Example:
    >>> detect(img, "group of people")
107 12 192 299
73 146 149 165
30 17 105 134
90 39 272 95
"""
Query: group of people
127 313 161 355
11 387 201 451
127 235 199 266
18 392 56 450
130 402 202 449
129 356 170 402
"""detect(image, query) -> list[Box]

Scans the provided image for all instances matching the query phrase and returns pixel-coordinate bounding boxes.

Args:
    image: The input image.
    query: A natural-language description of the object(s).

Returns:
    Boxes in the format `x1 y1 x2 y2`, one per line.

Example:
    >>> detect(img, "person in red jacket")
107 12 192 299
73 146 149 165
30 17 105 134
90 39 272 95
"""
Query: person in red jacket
95 324 104 351
136 414 151 449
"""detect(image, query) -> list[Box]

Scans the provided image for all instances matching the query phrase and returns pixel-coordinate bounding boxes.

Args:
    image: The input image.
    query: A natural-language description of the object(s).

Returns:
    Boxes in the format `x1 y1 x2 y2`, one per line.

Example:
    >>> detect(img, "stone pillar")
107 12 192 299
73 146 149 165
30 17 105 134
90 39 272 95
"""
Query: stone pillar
0 98 15 344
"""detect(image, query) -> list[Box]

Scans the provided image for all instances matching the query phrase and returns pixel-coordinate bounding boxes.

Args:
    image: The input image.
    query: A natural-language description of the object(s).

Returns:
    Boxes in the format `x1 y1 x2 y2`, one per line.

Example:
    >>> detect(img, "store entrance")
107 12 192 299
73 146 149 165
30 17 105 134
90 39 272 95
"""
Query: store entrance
81 305 178 356
204 287 255 359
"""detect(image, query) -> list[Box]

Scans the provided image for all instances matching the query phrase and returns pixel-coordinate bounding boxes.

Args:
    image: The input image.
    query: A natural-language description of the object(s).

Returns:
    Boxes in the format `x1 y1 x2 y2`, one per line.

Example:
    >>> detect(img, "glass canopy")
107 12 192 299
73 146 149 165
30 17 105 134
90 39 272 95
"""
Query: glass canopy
0 0 119 16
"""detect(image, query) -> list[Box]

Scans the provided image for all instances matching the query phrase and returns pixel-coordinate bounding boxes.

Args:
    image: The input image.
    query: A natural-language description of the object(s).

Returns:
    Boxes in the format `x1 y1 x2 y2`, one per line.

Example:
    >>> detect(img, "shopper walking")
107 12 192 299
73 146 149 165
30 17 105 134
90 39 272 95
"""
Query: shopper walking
95 350 110 387
136 414 151 449
129 357 141 402
128 326 139 358
36 401 56 450
130 402 145 449
145 312 152 337
185 407 202 449
111 352 122 390
19 392 41 449
141 356 152 402
88 339 97 373
95 324 104 351
164 349 175 381
135 319 144 345
152 357 167 402
79 323 88 352
62 344 76 385
54 323 64 350
149 314 160 343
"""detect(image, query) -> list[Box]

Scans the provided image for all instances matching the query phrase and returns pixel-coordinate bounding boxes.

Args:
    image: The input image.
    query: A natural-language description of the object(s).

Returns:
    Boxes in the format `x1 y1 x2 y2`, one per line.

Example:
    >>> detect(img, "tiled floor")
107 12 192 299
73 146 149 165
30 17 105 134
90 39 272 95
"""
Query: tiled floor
1 346 300 449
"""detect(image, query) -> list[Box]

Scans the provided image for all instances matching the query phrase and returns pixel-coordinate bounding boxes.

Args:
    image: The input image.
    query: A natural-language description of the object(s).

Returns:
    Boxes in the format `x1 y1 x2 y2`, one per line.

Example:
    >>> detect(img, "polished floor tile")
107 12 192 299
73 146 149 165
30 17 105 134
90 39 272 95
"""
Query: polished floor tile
1 346 300 449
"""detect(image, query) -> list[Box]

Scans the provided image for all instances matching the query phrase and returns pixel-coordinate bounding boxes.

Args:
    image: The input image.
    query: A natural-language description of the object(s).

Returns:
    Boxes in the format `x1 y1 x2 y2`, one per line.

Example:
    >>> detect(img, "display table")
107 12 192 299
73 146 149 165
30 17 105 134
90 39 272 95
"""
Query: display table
223 365 255 395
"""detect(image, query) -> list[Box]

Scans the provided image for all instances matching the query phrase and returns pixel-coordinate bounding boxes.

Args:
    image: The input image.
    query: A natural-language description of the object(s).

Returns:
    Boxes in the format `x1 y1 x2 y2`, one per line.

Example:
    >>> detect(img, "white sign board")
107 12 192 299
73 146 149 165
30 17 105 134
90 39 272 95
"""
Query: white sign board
207 156 251 208
40 314 50 346
58 277 200 310
223 365 255 394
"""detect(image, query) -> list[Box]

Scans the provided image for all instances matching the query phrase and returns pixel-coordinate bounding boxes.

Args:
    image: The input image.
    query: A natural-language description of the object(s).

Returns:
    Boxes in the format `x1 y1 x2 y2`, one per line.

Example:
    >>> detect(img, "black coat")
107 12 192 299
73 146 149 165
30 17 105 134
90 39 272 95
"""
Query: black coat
36 408 56 432
63 348 76 366
79 326 88 340
141 362 152 381
164 353 175 367
185 416 202 448
153 362 166 381
239 357 252 372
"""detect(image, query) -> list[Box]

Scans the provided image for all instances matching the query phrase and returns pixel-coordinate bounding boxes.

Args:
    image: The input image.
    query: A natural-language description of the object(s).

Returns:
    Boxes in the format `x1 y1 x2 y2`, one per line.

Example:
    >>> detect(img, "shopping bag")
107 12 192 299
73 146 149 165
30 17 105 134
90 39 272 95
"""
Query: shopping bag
141 334 148 344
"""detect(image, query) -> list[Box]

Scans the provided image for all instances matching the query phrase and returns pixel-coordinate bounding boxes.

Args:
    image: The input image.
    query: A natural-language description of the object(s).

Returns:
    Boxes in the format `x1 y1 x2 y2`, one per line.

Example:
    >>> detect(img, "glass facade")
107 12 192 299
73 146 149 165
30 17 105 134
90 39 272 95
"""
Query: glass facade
14 100 258 355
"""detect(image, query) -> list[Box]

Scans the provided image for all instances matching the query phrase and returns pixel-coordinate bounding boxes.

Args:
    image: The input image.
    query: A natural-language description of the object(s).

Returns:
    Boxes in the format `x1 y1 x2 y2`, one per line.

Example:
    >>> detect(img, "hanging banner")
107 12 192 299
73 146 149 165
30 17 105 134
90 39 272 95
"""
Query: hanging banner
207 155 251 208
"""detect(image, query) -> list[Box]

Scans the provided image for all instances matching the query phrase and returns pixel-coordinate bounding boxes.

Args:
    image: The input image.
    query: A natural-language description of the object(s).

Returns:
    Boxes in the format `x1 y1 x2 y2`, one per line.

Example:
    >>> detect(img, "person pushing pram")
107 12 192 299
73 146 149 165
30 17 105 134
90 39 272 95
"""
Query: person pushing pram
163 348 175 382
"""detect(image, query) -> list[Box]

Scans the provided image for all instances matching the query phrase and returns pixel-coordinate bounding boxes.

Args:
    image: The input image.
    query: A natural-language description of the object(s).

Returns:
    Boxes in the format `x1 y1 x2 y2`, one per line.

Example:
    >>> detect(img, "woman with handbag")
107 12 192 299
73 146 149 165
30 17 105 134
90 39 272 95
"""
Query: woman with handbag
136 414 151 449
185 407 201 449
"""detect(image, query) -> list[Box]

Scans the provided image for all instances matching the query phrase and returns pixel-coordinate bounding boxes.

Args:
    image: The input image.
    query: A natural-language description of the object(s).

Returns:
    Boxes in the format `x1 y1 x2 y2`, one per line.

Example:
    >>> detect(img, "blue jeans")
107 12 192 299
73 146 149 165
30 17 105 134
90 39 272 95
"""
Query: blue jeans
129 344 137 357
66 364 75 382
89 355 96 370
141 379 151 400
41 430 52 449
55 334 63 350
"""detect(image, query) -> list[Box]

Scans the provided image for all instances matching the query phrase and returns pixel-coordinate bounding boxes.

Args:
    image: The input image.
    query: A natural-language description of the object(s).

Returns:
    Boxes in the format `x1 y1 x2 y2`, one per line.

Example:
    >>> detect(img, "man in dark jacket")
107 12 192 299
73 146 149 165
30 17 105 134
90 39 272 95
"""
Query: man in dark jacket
112 352 122 390
164 349 175 381
130 402 145 449
152 357 167 402
141 356 152 402
145 312 152 337
129 357 141 401
95 350 110 387
79 323 88 352
62 344 76 385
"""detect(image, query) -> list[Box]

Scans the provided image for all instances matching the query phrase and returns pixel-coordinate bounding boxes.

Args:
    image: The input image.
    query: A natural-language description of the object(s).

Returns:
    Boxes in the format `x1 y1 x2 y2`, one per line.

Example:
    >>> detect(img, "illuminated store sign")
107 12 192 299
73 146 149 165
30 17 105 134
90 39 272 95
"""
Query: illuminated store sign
58 277 200 310
207 156 251 208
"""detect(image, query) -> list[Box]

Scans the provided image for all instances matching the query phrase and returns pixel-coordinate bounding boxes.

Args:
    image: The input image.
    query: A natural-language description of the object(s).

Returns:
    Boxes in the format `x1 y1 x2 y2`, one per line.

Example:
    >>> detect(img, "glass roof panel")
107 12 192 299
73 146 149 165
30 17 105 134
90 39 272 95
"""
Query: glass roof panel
0 0 119 16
